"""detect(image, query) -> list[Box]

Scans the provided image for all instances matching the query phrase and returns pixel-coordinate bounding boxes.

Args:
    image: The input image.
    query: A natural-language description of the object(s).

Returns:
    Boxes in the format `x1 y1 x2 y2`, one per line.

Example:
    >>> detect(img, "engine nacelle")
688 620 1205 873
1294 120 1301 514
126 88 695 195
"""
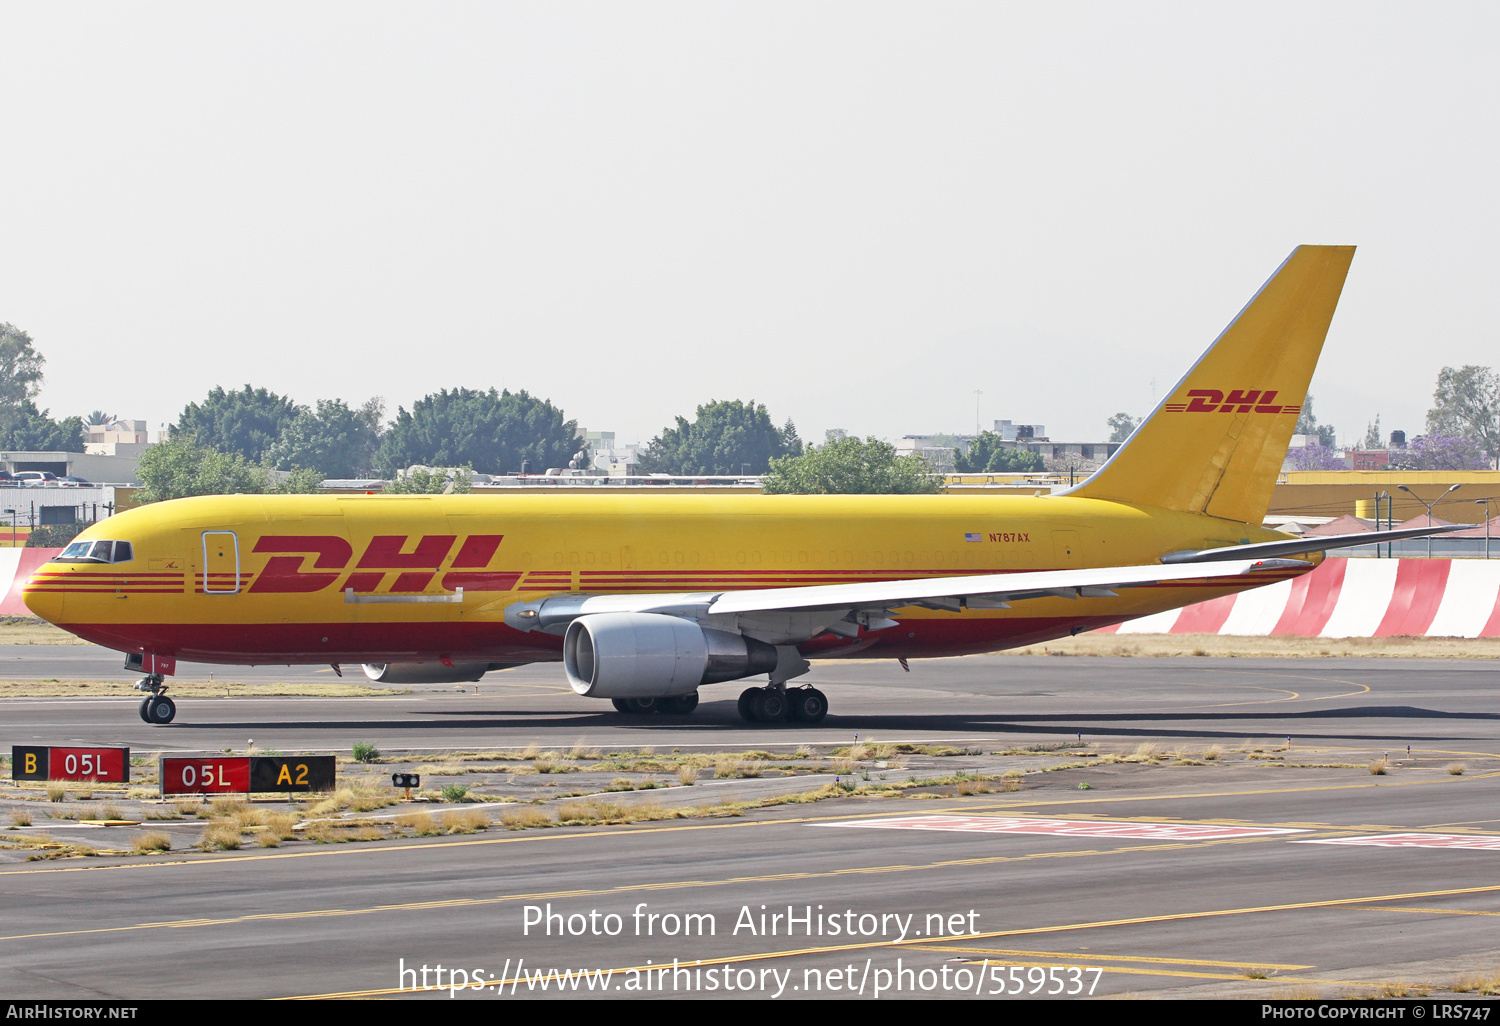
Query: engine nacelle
563 612 778 698
362 661 506 684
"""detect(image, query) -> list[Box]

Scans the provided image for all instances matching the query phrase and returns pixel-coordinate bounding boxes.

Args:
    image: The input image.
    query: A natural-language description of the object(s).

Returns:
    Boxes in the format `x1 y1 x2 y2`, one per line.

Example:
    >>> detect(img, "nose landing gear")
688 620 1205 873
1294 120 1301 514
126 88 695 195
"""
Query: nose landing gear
134 674 176 724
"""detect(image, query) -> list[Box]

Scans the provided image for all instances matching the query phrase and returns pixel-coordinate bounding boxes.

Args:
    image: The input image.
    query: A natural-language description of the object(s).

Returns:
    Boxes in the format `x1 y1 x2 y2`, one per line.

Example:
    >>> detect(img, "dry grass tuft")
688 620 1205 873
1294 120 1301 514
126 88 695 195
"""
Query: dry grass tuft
232 808 268 833
793 745 814 759
132 830 172 854
1451 973 1500 995
197 823 242 851
441 810 490 834
1203 745 1223 761
1243 968 1273 980
519 743 540 760
209 797 246 817
45 782 67 802
677 765 698 785
500 806 554 830
1375 981 1429 998
98 803 124 821
1448 763 1466 775
10 810 33 827
568 739 591 760
1369 759 1389 776
174 800 206 818
828 758 855 775
395 812 442 837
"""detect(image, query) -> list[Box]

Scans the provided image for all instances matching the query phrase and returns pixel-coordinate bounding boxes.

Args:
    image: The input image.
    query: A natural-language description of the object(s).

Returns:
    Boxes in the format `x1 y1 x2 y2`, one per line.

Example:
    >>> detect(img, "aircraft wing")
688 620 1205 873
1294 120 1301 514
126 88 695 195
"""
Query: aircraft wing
704 557 1306 615
505 557 1306 635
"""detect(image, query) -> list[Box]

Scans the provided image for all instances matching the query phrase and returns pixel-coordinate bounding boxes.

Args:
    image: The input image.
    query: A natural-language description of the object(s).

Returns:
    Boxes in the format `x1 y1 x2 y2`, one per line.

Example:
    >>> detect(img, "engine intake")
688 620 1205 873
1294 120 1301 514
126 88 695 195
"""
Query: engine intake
563 612 778 698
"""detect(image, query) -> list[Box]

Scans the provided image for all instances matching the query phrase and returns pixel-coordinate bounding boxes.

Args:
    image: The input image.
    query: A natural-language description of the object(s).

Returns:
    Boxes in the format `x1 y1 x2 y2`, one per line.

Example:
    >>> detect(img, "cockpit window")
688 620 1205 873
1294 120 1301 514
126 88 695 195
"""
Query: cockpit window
53 540 131 564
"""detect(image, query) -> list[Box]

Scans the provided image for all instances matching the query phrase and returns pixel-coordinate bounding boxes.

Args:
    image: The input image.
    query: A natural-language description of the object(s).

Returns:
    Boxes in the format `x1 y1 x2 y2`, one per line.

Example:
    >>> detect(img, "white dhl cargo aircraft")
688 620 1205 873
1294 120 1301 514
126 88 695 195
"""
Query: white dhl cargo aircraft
23 245 1459 726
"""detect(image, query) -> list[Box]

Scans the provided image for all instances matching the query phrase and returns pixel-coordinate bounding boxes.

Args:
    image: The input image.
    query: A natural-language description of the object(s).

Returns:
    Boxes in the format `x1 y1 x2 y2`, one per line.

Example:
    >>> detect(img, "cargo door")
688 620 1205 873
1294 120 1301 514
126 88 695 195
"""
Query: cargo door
202 531 240 594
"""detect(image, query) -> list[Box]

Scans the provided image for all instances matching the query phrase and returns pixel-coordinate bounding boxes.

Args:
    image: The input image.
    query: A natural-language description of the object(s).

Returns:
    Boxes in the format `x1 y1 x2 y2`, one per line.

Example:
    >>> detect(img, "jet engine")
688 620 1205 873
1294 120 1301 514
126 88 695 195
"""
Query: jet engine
563 612 778 698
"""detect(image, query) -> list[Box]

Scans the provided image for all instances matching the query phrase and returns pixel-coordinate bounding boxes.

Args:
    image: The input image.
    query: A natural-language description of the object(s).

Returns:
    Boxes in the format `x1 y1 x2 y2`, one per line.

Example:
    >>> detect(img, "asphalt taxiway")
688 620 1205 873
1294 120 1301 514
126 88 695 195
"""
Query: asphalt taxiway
2 649 1500 1000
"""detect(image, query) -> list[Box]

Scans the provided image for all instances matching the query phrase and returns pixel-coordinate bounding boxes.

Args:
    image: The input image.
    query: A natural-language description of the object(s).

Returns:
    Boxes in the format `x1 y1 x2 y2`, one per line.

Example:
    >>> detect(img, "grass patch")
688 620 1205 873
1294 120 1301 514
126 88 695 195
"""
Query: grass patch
500 806 554 830
440 784 471 803
1369 759 1389 775
1449 763 1466 775
351 741 381 763
9 810 32 827
440 810 490 834
395 812 443 837
131 830 172 854
197 823 242 851
45 782 67 802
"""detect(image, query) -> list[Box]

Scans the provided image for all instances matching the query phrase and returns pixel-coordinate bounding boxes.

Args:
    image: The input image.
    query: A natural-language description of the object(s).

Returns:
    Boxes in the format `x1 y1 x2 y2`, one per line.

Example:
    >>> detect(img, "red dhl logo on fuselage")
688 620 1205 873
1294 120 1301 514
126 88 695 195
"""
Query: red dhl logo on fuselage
1161 390 1302 414
249 534 513 594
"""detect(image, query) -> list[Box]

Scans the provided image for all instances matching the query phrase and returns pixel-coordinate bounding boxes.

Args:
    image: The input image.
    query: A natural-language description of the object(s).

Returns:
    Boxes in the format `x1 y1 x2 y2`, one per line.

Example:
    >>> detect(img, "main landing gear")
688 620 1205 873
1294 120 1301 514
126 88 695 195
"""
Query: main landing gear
134 674 176 725
737 685 827 724
610 694 700 716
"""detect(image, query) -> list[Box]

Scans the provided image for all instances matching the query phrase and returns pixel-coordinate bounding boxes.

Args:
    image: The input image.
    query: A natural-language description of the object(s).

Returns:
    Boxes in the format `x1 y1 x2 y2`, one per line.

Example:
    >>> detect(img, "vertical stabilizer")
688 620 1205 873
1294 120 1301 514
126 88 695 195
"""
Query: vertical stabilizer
1067 245 1355 524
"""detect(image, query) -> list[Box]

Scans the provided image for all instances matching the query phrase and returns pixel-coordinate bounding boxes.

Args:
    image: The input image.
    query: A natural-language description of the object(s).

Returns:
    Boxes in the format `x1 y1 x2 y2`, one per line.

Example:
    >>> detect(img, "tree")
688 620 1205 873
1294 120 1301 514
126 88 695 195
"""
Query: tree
1388 433 1490 471
383 466 474 494
761 436 941 494
136 434 261 502
1426 365 1500 468
1295 394 1337 447
85 411 113 427
175 385 300 463
636 400 801 475
376 388 577 476
0 401 84 452
953 431 1045 473
1284 444 1346 471
0 323 46 407
266 397 383 478
1107 413 1138 443
1362 414 1382 449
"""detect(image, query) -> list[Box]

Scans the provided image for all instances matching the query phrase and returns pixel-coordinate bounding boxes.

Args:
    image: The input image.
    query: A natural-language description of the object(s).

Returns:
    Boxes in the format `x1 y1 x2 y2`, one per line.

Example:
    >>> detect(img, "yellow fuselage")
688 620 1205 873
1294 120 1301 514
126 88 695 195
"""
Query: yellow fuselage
22 492 1312 667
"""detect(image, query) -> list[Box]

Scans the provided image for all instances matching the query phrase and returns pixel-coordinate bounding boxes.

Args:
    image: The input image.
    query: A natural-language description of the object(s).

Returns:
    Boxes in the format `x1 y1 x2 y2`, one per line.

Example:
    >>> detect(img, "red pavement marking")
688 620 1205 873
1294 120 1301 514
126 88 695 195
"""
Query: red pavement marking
1303 832 1500 851
826 815 1306 841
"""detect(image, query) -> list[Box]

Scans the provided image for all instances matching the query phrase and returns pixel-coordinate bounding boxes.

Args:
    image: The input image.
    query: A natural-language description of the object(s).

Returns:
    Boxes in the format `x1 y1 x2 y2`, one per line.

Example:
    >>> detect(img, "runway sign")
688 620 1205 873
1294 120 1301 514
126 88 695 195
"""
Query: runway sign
249 756 336 793
161 757 250 795
160 755 336 795
11 745 130 783
826 815 1307 840
1302 832 1500 851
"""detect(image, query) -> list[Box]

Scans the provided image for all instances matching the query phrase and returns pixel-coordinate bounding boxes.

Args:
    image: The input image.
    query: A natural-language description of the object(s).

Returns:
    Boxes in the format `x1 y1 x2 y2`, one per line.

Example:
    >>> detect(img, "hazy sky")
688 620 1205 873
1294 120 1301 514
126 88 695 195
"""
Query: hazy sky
1 2 1495 450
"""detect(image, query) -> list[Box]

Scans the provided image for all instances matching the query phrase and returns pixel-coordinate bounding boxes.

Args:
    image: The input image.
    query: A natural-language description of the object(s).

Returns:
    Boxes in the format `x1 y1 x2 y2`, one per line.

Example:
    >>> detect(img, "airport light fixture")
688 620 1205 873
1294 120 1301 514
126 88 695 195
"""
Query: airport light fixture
1397 484 1461 557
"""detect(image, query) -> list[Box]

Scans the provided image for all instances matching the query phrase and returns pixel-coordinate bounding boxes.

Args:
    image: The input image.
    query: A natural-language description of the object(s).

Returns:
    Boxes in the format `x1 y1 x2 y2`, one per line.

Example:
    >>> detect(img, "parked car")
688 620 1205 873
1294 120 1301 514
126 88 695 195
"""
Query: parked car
13 471 57 484
58 476 91 486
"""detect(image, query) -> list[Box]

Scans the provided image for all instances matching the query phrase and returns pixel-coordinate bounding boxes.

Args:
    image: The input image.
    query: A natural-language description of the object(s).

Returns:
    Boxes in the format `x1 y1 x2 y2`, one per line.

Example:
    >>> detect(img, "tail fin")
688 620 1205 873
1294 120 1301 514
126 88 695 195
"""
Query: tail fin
1067 245 1355 524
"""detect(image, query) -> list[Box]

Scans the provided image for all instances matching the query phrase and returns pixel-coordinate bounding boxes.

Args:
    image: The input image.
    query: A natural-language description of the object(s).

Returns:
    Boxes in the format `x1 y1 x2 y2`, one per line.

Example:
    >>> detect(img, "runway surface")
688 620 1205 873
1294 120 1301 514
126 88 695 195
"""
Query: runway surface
3 647 1500 1000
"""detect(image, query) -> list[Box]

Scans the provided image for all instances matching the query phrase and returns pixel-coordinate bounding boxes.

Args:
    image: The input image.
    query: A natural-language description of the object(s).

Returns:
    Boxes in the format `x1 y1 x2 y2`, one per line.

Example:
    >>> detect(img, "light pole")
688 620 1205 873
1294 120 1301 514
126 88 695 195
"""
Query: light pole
1476 498 1496 560
1398 483 1461 557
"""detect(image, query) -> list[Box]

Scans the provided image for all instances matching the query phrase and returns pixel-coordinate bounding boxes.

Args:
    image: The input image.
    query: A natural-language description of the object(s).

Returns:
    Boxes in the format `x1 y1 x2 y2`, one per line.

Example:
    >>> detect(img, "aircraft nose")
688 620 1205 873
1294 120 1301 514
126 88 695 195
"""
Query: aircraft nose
22 579 64 624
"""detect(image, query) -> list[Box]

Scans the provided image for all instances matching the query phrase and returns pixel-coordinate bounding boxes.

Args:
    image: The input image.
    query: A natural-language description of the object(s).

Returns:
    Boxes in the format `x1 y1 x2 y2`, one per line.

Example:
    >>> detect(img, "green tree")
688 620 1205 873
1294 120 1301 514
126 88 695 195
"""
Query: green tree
0 401 84 452
1361 414 1382 449
761 436 941 494
636 399 801 475
136 434 261 502
0 323 46 407
376 388 577 476
383 466 474 494
176 385 299 463
266 397 383 478
953 431 1045 473
85 411 113 427
1426 365 1500 468
1107 412 1138 443
1295 394 1337 447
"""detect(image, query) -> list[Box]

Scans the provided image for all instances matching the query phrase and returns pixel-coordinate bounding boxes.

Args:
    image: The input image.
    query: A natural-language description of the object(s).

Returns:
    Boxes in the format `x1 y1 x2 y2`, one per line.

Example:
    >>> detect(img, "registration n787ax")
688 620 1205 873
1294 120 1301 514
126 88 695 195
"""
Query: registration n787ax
23 245 1448 725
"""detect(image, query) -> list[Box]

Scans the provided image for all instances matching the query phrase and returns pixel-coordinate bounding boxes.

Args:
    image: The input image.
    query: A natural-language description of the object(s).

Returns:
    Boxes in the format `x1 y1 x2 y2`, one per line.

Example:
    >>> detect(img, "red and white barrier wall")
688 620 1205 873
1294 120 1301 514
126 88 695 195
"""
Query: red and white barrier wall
0 549 62 616
1098 558 1500 638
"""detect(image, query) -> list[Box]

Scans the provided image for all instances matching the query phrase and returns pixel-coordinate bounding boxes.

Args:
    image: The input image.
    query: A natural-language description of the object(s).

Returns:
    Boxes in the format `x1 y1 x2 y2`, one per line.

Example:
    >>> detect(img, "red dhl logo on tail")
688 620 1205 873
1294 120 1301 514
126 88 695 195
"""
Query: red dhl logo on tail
1162 390 1302 415
249 534 517 594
